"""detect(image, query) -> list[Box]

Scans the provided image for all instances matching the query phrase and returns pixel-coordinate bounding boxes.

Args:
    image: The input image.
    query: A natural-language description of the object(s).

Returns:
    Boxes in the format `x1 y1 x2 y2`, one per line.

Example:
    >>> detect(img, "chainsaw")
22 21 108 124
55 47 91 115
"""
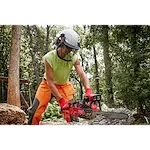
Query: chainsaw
61 94 129 122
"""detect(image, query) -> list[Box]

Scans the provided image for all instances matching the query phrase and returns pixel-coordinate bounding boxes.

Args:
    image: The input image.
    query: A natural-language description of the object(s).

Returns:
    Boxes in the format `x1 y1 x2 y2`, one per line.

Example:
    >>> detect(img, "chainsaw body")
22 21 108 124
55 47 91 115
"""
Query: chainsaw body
76 94 101 119
60 94 101 122
61 94 128 122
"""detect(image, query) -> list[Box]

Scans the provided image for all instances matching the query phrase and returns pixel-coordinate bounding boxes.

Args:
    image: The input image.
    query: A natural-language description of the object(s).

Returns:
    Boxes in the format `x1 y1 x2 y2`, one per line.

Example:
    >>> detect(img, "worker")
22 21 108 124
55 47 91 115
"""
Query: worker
27 28 98 125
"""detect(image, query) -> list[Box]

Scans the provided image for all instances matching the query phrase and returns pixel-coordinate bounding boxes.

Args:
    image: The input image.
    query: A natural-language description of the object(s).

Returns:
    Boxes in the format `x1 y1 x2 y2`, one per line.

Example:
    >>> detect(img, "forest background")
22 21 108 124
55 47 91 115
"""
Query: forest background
0 25 150 115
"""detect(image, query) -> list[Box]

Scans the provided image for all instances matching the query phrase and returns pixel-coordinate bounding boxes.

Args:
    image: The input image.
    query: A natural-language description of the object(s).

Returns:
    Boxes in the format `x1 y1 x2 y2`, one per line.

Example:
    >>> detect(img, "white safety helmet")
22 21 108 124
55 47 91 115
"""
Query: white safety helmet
56 29 80 50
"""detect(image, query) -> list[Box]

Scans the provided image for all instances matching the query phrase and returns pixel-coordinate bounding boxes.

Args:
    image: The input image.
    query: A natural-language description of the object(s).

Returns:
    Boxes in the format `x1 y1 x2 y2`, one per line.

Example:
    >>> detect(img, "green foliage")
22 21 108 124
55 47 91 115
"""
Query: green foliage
83 25 108 48
1 24 150 115
111 25 150 110
42 99 63 122
0 25 12 102
0 25 12 77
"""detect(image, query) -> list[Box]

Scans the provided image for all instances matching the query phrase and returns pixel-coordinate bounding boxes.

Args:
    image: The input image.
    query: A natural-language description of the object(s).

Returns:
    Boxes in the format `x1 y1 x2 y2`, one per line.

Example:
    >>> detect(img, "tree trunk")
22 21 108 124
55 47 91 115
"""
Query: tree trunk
79 52 84 99
7 25 21 107
70 73 83 100
46 25 54 53
102 25 114 107
46 25 50 53
27 25 41 85
93 45 100 94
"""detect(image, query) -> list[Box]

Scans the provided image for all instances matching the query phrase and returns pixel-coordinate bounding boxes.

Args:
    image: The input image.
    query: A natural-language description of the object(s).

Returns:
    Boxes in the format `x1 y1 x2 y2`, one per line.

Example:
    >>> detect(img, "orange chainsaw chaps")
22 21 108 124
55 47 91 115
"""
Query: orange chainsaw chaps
29 79 76 125
55 82 76 101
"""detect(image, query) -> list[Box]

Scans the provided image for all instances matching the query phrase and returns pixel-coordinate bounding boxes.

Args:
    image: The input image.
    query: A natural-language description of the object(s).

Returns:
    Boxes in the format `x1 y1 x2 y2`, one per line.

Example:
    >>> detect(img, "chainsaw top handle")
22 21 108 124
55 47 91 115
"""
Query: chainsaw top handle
84 94 101 102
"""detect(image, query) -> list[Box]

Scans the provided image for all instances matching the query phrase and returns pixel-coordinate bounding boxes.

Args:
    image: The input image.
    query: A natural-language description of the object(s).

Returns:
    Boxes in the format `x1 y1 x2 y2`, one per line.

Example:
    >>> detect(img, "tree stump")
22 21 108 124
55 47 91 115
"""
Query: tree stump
0 103 27 128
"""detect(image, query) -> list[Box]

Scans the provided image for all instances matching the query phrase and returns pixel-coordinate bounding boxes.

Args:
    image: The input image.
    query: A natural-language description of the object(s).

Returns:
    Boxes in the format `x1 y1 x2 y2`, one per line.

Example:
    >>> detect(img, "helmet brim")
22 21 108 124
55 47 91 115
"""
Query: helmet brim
64 41 80 50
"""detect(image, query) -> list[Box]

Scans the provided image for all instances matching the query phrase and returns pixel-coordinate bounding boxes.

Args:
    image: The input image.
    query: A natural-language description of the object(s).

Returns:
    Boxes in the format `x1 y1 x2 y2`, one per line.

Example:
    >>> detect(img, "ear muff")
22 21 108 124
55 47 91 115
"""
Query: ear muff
55 38 61 46
56 34 65 48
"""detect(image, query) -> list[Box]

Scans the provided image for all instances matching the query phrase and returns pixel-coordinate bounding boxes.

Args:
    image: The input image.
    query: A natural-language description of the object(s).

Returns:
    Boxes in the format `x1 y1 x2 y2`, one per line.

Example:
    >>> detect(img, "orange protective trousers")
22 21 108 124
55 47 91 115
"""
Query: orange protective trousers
29 79 76 125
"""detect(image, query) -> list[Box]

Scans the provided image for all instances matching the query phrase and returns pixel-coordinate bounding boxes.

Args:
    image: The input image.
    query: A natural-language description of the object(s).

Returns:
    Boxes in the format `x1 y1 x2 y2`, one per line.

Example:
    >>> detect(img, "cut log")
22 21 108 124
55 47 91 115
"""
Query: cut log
0 103 26 125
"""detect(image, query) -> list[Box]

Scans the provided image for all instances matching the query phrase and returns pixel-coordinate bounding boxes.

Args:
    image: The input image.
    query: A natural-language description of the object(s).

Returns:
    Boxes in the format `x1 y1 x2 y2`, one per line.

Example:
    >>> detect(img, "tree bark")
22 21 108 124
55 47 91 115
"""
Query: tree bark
102 25 114 107
27 25 41 85
7 25 21 107
46 25 50 53
93 45 100 94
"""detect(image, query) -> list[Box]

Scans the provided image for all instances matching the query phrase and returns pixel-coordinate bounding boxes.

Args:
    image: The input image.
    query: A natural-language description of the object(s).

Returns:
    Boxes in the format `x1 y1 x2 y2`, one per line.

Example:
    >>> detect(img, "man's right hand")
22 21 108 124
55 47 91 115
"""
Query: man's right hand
58 98 72 122
58 98 85 122
58 98 70 109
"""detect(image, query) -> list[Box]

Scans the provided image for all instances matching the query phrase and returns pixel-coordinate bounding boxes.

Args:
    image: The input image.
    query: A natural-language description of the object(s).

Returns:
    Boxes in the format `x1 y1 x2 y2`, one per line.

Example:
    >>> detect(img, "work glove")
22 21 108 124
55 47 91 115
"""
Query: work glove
58 98 70 110
84 88 99 111
84 88 93 101
58 98 72 122
58 98 85 122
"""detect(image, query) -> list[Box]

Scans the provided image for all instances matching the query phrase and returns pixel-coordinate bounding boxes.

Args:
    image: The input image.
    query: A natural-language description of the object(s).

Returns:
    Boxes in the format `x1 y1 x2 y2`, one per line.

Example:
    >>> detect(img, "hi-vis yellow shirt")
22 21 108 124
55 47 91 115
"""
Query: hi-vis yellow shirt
43 50 79 85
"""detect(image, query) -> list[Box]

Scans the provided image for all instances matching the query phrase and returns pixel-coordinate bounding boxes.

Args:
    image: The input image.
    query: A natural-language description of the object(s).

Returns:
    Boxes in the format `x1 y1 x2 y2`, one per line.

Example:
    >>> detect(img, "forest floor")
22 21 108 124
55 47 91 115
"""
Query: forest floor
39 114 150 125
37 105 150 128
